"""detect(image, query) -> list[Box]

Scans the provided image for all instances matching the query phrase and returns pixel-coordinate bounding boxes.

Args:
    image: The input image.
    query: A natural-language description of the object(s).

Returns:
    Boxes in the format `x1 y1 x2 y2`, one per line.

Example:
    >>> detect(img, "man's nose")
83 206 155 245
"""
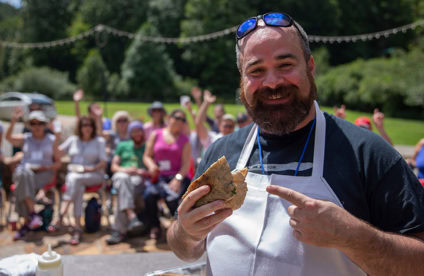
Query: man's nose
262 71 280 89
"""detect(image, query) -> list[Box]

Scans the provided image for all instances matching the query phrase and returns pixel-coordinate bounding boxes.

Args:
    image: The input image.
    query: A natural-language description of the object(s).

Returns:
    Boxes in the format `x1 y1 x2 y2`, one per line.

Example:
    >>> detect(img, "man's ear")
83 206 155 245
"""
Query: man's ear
308 56 315 76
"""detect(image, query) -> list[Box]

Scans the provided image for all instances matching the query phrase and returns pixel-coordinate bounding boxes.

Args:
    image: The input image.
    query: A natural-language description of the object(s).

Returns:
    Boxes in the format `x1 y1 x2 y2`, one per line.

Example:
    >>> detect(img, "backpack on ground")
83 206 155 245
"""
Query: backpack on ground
84 197 101 233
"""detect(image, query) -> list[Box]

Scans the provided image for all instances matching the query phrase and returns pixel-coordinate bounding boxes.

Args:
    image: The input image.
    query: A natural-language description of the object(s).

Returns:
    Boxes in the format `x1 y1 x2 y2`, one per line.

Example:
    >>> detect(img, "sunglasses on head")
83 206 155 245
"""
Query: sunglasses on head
30 121 45 126
236 12 293 40
173 116 186 123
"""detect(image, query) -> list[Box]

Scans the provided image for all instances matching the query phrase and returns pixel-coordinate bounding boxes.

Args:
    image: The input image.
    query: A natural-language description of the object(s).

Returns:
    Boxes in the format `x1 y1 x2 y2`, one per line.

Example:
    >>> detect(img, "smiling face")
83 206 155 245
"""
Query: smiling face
239 25 317 135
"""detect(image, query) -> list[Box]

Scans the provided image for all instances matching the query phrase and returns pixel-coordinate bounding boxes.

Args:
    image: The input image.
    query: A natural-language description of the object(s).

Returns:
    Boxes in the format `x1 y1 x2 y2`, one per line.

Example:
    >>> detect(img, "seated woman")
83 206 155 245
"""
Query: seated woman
143 109 192 239
105 111 131 176
50 116 107 245
6 108 61 240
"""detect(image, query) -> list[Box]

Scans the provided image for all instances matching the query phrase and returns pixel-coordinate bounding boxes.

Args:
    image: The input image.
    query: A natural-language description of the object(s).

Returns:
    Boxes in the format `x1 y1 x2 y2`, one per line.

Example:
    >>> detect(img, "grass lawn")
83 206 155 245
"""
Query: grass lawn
55 101 424 146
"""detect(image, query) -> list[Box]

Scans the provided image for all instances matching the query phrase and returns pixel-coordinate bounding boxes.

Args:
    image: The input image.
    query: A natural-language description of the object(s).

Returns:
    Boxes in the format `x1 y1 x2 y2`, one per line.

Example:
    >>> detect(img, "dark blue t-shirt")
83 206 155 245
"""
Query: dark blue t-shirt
195 113 424 234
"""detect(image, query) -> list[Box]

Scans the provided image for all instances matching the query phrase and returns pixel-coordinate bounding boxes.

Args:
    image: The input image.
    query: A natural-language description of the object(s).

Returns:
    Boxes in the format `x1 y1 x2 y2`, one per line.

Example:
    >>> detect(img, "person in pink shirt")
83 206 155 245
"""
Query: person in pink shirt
143 109 192 239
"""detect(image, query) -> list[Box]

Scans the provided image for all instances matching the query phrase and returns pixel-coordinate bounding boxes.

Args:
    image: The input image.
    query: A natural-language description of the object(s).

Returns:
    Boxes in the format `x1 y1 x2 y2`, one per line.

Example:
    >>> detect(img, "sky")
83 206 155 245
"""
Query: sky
0 0 21 8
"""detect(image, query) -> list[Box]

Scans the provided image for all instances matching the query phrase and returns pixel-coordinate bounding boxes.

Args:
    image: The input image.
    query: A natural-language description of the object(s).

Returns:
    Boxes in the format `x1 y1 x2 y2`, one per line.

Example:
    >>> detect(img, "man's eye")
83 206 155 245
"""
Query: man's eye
278 63 292 69
250 68 264 74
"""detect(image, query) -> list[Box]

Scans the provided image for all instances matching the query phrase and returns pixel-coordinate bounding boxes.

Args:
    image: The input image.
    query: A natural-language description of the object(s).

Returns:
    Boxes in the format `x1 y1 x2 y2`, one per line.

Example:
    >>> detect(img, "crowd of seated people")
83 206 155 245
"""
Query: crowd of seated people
1 88 244 244
3 89 421 245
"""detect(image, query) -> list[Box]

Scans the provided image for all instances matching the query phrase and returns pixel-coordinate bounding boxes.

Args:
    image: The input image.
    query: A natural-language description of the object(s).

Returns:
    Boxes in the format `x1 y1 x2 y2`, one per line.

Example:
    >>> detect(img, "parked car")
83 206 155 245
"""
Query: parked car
0 92 57 121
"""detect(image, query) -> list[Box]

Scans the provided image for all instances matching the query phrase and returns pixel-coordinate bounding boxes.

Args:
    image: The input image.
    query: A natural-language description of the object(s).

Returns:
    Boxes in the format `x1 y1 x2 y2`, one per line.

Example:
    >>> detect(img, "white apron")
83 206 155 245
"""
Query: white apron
206 102 366 276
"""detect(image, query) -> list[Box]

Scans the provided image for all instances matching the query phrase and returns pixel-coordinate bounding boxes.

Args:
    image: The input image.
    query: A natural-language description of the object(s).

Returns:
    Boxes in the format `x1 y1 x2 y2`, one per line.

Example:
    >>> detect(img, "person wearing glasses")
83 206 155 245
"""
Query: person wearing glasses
194 89 236 151
49 116 107 245
6 108 61 240
143 109 192 239
167 12 424 275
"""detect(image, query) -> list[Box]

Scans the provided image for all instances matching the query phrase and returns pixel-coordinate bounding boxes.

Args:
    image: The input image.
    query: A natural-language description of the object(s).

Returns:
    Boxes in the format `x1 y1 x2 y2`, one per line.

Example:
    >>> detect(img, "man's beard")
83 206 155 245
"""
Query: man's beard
240 70 317 136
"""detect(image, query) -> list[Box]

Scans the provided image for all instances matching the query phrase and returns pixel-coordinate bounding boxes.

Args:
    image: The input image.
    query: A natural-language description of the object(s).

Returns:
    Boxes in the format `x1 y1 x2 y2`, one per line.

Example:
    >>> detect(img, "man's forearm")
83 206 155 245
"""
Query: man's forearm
167 220 205 262
340 221 424 275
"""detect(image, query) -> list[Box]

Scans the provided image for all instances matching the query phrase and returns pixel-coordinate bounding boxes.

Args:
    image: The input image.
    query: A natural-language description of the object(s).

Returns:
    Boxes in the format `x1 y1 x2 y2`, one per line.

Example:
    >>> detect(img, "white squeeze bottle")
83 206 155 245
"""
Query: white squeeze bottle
36 244 63 276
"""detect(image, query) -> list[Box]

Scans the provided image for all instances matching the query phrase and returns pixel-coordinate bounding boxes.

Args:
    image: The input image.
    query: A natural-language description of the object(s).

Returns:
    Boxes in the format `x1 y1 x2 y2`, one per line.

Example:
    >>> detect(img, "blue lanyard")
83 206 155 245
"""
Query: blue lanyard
256 118 316 176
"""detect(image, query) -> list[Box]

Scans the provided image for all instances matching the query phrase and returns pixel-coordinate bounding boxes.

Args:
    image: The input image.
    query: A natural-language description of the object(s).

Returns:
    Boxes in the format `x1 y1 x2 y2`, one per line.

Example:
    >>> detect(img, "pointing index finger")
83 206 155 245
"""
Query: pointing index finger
266 185 310 207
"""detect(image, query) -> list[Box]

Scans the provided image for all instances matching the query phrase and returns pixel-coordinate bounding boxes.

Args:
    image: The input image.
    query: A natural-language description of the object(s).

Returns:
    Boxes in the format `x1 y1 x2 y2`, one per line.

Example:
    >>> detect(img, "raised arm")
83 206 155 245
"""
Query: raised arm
373 108 393 146
195 90 215 144
6 107 25 147
73 89 84 119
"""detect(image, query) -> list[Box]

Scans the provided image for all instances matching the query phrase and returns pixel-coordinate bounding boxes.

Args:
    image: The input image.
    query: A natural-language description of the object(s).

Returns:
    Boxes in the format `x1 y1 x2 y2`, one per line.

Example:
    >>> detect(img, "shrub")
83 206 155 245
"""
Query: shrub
0 66 76 99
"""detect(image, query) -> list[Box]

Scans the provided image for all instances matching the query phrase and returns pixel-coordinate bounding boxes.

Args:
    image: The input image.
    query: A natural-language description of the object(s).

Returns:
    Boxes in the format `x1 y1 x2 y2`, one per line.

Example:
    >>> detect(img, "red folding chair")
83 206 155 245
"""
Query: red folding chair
59 180 110 227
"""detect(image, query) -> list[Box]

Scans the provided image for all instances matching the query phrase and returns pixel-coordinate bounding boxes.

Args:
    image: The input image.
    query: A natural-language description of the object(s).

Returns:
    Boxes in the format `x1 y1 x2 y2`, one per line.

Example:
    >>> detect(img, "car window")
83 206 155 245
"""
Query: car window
1 96 22 101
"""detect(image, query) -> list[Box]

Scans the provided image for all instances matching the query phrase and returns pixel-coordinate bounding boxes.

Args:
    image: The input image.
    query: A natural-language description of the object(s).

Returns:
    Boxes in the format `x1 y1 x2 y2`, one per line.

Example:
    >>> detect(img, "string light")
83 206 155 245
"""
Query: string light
0 20 423 49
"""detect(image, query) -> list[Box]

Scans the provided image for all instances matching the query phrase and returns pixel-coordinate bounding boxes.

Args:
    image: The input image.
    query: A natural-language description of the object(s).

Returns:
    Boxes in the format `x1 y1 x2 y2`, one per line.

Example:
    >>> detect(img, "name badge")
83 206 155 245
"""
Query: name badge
31 151 43 160
158 160 171 171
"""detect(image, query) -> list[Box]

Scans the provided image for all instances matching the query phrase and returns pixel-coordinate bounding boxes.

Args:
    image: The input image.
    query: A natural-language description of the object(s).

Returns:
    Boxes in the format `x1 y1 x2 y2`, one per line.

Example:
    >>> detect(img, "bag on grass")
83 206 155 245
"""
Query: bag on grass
84 197 101 233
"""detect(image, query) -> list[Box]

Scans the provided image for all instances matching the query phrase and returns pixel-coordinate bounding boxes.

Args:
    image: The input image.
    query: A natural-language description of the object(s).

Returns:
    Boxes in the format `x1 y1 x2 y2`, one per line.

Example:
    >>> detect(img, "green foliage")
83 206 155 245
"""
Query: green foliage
118 23 179 101
77 49 109 99
316 47 424 118
0 67 76 99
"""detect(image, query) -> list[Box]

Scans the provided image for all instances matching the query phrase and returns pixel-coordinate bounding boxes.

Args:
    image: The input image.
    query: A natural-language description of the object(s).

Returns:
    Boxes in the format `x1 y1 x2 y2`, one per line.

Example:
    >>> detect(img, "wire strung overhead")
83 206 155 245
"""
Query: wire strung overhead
0 20 423 49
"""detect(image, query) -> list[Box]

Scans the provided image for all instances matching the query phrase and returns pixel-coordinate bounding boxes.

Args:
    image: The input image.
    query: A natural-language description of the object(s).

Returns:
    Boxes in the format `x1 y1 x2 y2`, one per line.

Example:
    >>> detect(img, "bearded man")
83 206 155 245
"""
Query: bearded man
167 12 424 275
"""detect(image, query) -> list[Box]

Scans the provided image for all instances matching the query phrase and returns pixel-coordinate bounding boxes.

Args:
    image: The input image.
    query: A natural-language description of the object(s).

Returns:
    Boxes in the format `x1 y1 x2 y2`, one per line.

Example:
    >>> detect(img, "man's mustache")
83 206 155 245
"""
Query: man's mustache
252 84 299 106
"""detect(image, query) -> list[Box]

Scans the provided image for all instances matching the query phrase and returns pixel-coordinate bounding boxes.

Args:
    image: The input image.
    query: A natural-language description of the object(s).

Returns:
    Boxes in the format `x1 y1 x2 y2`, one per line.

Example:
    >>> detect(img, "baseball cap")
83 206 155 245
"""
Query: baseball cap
354 116 372 130
28 111 48 123
222 114 236 123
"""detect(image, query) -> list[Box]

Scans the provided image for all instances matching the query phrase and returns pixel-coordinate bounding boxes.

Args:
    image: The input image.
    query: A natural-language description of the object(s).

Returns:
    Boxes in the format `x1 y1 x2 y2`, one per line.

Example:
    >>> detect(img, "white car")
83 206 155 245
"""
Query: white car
0 92 57 121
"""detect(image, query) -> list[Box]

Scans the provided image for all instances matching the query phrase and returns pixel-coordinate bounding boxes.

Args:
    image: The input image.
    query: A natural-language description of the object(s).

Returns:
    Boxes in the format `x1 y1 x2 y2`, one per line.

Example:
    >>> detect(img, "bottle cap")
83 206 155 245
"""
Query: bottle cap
38 244 61 269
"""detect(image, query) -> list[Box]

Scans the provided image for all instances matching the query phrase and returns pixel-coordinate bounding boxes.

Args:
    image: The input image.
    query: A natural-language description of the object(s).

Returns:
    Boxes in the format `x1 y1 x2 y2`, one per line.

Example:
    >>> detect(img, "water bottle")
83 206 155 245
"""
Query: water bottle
36 244 63 276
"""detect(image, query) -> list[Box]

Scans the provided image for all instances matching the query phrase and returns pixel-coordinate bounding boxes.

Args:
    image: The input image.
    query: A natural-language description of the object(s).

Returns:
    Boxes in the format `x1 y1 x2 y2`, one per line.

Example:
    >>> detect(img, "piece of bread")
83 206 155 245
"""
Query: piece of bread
182 156 248 210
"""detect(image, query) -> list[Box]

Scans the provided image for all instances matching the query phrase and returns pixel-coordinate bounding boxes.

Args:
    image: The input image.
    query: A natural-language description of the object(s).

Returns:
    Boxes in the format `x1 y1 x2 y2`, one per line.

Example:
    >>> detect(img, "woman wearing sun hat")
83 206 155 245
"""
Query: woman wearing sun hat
143 101 167 140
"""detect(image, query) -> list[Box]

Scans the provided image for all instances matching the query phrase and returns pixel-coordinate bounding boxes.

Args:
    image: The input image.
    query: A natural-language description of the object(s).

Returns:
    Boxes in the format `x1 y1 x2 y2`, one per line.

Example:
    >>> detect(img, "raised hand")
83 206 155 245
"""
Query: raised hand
333 104 346 120
73 89 84 102
372 108 385 129
203 89 216 104
266 185 359 249
12 106 25 121
177 185 232 242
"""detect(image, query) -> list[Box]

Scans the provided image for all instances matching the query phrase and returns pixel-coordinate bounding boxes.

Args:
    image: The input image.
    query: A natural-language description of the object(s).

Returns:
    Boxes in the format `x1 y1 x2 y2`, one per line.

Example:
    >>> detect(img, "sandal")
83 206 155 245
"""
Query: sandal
70 229 82 246
47 224 61 233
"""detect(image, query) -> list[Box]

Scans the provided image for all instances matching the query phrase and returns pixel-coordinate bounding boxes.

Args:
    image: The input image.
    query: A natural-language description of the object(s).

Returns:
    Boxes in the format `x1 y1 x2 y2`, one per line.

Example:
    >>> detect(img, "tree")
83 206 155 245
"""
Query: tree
20 0 77 72
119 23 178 101
77 49 109 99
78 0 148 74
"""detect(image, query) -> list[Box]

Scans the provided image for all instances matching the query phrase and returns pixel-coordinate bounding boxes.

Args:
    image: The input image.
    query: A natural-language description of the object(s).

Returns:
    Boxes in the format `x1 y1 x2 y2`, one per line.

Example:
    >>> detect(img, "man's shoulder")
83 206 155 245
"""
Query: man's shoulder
325 112 398 157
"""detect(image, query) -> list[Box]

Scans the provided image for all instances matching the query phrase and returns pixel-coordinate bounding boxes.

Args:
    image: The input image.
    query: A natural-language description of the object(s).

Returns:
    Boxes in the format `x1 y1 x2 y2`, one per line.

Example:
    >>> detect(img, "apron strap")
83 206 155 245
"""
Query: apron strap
311 101 326 177
236 124 258 170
